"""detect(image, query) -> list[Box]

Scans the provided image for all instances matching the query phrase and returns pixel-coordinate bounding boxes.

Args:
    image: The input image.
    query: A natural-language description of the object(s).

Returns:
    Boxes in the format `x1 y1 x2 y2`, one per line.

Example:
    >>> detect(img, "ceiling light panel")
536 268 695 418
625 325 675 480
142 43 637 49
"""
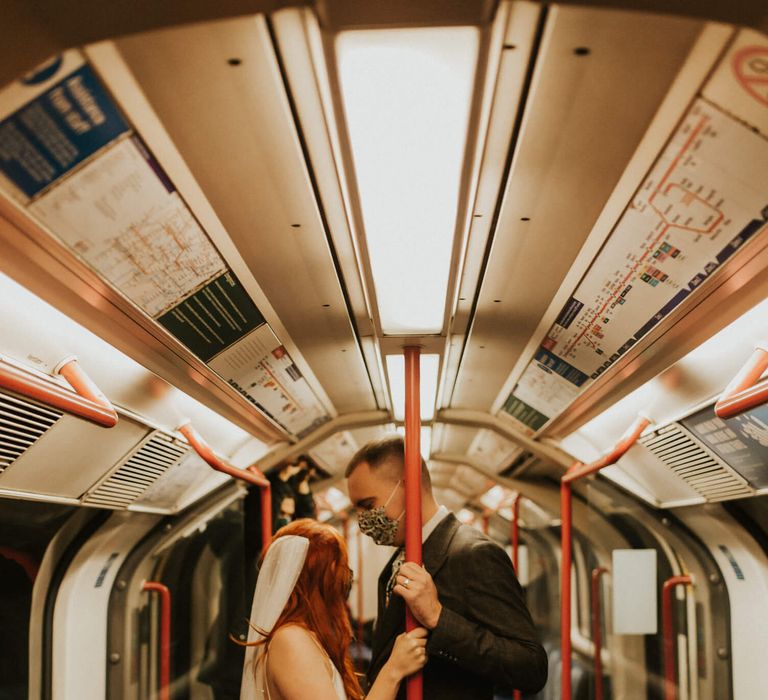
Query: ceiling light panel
386 353 440 421
336 27 479 335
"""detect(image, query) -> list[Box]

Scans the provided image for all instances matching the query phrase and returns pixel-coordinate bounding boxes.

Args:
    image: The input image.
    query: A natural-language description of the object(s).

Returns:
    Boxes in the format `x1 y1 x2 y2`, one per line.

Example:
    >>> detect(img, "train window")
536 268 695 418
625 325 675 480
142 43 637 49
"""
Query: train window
136 500 250 699
0 499 74 699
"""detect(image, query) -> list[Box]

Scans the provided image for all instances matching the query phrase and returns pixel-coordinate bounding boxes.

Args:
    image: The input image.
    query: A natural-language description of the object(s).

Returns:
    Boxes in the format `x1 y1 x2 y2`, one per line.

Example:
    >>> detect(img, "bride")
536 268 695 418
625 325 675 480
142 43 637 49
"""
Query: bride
240 518 427 700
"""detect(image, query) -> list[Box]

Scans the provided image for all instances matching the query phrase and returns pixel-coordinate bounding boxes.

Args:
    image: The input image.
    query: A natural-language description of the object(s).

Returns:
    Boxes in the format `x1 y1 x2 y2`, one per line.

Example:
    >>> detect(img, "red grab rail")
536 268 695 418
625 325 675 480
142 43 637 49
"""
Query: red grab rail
561 414 650 700
0 356 117 427
511 494 520 573
356 527 365 646
662 575 693 700
0 546 39 581
591 567 609 700
511 494 522 700
715 345 768 419
404 346 423 700
142 581 171 700
178 422 272 552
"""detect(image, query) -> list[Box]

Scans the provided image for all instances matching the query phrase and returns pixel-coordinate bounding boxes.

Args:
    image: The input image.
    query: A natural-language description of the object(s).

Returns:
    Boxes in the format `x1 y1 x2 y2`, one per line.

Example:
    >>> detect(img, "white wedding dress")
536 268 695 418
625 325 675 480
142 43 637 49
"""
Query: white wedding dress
240 535 347 700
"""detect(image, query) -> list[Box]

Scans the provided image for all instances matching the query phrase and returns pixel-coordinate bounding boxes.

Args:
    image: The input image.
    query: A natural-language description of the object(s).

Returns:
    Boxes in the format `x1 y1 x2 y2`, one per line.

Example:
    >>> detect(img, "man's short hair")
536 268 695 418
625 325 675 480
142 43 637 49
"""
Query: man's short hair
345 435 431 488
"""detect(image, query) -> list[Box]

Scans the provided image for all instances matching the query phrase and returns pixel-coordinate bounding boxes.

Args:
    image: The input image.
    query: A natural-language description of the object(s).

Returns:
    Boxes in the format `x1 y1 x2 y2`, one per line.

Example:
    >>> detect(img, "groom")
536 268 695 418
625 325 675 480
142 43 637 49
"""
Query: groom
346 436 548 700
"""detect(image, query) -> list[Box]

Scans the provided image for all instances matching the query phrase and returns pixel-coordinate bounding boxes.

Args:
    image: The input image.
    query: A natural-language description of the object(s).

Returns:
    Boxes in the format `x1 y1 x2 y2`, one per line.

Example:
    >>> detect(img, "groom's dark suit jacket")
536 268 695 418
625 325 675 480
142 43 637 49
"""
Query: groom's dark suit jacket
367 513 548 700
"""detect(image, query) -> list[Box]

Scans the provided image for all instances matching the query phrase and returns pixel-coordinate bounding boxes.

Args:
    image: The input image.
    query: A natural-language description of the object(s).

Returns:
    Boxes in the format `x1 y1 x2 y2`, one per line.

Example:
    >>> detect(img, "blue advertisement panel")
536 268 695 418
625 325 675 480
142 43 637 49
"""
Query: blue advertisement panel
0 63 129 197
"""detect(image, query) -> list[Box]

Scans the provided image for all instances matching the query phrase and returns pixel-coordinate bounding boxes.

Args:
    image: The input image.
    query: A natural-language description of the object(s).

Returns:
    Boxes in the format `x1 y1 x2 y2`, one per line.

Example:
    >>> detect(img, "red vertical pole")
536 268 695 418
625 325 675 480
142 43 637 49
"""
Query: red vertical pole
662 575 693 700
511 495 520 572
482 514 490 535
357 527 365 645
561 481 572 700
591 567 609 700
404 346 423 700
259 481 272 554
143 582 171 700
511 494 522 700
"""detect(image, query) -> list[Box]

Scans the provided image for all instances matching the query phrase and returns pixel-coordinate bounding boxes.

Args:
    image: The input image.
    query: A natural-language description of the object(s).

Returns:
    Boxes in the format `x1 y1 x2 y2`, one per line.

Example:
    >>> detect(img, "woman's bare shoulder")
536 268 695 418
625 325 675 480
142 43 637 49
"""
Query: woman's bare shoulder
267 624 339 699
269 624 325 661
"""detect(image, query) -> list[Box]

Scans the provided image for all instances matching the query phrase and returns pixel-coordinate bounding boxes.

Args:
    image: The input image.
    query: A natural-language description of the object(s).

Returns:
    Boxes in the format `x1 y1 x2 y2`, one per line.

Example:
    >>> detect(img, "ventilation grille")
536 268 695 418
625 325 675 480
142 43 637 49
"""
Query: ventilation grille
0 391 62 474
640 424 753 502
82 431 188 509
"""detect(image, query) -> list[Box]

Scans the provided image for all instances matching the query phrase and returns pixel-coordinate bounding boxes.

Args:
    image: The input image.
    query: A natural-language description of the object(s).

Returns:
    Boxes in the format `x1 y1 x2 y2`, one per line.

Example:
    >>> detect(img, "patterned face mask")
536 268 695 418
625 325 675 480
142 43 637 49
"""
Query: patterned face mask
357 481 404 546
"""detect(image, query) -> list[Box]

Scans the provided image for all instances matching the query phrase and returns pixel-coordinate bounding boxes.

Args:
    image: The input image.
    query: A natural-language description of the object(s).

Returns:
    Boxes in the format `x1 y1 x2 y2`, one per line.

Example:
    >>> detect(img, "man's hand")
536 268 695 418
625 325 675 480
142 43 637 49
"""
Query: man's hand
393 562 443 629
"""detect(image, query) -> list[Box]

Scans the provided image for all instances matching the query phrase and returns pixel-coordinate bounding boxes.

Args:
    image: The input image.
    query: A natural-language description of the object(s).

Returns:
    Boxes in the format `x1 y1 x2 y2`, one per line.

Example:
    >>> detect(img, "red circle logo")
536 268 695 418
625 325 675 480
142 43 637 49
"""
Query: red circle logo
731 46 768 108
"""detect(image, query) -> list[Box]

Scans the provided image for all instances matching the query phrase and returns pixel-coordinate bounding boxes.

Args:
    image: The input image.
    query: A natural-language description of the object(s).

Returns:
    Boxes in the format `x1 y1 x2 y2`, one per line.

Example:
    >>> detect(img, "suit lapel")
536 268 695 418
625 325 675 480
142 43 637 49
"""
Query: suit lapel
421 514 461 578
370 548 403 667
369 515 462 673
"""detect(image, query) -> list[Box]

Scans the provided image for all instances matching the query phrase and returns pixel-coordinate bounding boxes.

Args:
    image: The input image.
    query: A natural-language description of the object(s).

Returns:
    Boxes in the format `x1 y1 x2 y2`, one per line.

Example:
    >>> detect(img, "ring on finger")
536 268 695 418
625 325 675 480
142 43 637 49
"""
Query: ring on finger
403 577 411 588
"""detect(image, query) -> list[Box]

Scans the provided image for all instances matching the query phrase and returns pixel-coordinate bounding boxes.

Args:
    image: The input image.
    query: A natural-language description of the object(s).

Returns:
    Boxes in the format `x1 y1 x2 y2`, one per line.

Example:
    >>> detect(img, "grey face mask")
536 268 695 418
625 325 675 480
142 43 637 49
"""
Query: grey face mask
358 481 404 546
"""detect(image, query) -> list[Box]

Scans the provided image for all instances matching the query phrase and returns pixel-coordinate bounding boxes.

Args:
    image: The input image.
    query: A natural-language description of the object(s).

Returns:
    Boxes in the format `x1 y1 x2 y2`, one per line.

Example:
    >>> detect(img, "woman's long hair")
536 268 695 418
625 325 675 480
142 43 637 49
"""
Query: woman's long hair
244 518 363 700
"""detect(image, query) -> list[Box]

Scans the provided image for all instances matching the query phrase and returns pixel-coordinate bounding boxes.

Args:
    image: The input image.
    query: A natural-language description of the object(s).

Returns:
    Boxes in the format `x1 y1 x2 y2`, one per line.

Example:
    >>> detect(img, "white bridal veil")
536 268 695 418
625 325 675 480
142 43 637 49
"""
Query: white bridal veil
240 535 309 700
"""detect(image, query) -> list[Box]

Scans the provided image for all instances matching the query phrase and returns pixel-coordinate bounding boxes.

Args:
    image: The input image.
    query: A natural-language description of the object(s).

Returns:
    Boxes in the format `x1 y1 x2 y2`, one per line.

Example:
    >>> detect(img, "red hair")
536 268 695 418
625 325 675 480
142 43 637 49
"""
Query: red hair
246 519 363 700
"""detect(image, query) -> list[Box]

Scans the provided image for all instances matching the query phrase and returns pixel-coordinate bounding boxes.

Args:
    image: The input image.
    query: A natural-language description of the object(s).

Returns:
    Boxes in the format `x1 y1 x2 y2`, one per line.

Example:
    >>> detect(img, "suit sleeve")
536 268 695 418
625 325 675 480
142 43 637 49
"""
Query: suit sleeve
425 539 548 693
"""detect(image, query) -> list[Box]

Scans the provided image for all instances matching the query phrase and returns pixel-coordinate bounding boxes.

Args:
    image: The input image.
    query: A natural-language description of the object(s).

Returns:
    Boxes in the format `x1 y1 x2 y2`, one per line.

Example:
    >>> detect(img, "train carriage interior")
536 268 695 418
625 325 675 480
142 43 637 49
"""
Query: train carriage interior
1 0 767 698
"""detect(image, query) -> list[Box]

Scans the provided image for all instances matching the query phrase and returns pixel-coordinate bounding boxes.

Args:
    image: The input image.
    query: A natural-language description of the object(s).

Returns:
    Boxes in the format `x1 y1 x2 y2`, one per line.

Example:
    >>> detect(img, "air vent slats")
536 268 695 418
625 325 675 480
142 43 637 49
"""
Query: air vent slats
0 415 53 435
640 423 752 503
665 454 710 469
82 431 188 509
0 391 62 473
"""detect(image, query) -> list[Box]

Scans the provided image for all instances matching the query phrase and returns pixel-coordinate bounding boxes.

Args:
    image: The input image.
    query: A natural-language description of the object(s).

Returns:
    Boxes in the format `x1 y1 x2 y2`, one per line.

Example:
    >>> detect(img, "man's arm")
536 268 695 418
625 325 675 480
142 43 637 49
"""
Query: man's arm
395 541 548 693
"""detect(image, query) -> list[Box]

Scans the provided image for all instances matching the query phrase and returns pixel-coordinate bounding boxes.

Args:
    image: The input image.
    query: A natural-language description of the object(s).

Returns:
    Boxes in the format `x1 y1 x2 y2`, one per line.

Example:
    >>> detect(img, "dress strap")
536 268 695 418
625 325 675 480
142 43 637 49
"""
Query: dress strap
260 645 273 700
305 630 337 680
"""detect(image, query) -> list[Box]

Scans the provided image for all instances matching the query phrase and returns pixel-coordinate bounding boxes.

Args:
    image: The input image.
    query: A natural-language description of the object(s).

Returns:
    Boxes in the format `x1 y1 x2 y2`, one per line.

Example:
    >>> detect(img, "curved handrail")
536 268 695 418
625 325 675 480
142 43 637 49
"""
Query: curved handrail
562 415 651 483
177 422 272 552
0 356 117 427
561 414 651 700
0 546 39 581
662 575 694 700
591 567 610 700
714 345 768 419
142 581 171 700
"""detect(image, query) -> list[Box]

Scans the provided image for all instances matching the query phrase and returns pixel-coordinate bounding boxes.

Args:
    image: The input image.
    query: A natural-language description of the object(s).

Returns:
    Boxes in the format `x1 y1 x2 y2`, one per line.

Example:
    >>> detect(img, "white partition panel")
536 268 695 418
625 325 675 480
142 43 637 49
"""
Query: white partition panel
612 548 658 634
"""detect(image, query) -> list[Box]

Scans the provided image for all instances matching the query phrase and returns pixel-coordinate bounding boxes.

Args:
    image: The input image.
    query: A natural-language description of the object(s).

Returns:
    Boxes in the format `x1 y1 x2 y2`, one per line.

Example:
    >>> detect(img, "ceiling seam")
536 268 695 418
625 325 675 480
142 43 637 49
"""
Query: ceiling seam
446 3 550 408
264 14 383 410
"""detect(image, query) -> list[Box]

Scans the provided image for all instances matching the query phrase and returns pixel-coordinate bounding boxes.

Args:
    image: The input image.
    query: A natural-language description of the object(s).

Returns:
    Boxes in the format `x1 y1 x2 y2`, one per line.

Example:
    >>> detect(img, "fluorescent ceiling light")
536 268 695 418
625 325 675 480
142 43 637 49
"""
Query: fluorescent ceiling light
386 353 439 421
480 485 507 511
336 28 479 334
457 508 476 525
323 486 351 513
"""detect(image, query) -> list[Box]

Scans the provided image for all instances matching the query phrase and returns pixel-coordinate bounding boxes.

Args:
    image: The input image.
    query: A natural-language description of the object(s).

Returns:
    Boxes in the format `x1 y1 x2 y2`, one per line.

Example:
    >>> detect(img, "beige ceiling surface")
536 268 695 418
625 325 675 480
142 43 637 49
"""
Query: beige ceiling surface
115 17 376 416
450 7 704 411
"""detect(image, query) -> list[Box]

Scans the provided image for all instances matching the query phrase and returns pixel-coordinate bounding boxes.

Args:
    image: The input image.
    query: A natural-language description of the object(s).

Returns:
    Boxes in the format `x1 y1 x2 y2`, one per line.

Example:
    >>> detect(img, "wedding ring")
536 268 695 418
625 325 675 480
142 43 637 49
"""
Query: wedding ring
403 577 411 588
